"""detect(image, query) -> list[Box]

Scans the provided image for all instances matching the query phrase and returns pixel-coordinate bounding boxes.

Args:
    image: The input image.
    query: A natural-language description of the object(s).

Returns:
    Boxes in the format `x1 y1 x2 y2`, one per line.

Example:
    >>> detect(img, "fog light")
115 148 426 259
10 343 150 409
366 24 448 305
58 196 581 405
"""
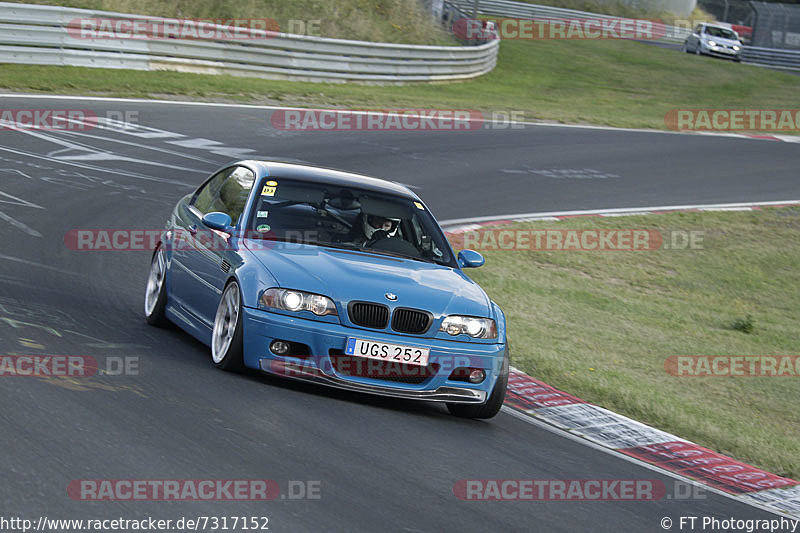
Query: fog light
271 340 290 355
468 368 486 384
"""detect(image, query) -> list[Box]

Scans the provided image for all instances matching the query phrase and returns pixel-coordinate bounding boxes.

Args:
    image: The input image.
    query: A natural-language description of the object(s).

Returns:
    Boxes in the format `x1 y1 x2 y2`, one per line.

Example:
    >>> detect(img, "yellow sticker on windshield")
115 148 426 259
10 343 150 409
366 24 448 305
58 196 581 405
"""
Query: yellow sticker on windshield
262 185 276 196
414 202 425 210
266 180 278 186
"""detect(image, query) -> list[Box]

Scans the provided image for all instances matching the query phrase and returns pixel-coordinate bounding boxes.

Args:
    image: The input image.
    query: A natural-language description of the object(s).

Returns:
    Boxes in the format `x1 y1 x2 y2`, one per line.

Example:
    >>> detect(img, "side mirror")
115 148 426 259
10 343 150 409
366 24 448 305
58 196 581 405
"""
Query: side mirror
458 249 485 269
202 212 233 234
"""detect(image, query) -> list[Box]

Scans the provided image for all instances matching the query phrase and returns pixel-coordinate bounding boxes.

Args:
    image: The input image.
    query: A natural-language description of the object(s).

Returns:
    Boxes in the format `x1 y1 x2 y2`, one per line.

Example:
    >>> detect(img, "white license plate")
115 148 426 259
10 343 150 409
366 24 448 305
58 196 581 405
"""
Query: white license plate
345 338 430 367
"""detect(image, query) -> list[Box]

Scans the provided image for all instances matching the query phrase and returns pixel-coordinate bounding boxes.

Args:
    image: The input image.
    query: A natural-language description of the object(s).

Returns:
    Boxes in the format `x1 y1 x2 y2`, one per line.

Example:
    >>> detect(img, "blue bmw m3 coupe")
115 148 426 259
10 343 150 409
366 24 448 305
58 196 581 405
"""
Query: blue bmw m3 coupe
145 161 508 418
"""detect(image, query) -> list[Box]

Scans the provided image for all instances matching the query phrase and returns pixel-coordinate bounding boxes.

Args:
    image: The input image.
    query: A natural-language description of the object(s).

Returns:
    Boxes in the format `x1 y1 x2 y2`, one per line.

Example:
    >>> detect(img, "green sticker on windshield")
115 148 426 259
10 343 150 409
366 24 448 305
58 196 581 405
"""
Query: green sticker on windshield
257 210 269 218
257 224 271 233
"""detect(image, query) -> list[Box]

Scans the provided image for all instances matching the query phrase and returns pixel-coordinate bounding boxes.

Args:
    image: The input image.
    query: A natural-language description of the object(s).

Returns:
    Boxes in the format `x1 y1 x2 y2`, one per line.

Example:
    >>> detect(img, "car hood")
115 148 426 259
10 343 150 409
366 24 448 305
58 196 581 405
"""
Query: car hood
245 241 492 318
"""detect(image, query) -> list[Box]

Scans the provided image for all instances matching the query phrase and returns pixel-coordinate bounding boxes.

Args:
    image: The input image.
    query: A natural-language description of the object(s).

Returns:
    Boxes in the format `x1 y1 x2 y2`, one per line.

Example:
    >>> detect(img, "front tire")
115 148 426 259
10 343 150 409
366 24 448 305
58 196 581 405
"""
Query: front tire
145 245 169 327
212 281 245 372
447 372 508 419
447 353 509 419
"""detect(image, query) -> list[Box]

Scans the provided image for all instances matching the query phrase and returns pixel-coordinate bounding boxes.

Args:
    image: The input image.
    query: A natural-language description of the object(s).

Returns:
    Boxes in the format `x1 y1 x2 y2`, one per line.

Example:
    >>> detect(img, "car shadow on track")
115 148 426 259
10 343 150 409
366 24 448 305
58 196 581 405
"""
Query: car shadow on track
152 320 498 425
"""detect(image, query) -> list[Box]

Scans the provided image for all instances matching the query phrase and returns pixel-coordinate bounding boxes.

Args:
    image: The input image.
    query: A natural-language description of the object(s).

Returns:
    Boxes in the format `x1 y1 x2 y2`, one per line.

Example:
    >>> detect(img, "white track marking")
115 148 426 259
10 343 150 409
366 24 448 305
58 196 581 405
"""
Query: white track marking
0 168 35 180
698 206 756 212
63 115 255 161
166 138 256 158
0 189 44 209
4 127 205 172
56 129 221 165
65 116 257 158
774 135 800 144
77 118 186 139
2 94 799 142
0 210 42 237
0 145 192 186
440 200 800 226
0 252 80 275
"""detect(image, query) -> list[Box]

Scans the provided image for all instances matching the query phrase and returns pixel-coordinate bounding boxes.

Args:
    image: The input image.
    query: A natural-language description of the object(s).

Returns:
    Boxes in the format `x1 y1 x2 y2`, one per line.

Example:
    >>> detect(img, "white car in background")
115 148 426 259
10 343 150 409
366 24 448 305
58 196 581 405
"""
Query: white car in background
683 23 743 62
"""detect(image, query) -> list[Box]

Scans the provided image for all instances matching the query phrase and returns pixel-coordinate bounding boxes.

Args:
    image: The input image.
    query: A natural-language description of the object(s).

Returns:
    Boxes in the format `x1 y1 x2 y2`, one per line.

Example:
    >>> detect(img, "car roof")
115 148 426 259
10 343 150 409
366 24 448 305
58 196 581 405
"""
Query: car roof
704 23 735 31
241 160 418 199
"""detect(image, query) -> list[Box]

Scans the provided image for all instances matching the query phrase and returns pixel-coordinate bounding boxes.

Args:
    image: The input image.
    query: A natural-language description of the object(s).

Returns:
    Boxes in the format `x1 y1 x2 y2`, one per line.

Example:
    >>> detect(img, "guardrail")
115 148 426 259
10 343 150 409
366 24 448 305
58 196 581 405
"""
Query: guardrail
450 0 691 44
740 46 800 70
0 1 500 83
449 0 800 69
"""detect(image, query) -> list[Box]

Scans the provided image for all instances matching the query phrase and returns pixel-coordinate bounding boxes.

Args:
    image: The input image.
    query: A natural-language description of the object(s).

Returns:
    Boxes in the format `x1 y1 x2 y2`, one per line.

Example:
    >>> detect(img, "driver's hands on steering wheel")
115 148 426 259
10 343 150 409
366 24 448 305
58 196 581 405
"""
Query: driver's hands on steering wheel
362 215 399 247
365 229 391 247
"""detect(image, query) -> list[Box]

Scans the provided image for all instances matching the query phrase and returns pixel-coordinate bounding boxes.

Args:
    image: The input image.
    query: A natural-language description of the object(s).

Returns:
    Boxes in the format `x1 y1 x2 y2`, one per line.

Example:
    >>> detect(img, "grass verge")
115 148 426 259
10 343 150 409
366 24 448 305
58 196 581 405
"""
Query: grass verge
2 37 798 132
460 207 800 479
4 0 455 44
513 0 715 27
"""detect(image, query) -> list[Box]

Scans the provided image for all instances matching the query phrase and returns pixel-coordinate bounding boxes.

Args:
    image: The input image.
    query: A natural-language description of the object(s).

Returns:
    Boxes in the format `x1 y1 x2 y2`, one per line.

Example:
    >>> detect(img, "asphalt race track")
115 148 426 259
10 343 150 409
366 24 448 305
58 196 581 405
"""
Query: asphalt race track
1 96 799 532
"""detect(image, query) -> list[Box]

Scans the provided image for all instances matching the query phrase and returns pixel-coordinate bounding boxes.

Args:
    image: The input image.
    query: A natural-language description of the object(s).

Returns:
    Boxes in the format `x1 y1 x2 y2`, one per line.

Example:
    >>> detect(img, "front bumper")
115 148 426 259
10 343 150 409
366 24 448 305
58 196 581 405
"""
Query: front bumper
242 306 506 404
260 359 486 403
702 44 740 59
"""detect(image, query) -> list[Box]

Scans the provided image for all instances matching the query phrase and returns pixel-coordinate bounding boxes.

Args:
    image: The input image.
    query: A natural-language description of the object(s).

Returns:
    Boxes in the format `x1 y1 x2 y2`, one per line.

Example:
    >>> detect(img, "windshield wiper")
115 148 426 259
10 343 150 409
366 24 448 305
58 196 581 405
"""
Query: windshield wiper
354 246 442 265
301 241 361 252
286 238 435 263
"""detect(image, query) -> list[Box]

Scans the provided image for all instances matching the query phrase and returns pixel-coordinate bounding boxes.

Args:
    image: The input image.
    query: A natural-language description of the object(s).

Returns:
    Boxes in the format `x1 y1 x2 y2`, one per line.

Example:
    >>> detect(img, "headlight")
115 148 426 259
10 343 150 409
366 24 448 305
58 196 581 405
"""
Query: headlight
261 288 337 316
733 45 740 51
706 40 717 47
440 316 497 339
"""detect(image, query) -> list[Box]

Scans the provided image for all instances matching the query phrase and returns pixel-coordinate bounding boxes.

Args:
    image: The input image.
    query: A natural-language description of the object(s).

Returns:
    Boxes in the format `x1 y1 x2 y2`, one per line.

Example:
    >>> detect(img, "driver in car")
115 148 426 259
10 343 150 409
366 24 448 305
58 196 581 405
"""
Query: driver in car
353 214 400 247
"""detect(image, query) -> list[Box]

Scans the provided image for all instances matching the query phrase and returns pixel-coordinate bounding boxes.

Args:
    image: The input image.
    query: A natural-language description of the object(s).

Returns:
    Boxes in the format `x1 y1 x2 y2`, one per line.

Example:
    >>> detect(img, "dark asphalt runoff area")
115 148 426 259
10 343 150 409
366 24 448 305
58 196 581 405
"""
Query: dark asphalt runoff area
1 96 798 532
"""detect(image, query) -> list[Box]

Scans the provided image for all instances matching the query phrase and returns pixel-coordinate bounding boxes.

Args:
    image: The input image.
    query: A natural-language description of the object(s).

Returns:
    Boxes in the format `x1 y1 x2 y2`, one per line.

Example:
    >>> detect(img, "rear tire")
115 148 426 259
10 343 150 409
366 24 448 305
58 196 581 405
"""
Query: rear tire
145 245 170 327
211 281 245 372
447 354 509 419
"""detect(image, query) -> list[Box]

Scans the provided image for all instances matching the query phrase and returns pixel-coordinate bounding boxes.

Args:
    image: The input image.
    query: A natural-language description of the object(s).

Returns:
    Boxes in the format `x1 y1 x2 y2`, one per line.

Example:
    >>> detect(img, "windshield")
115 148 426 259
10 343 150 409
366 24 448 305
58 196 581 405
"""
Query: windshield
704 27 737 40
247 177 456 267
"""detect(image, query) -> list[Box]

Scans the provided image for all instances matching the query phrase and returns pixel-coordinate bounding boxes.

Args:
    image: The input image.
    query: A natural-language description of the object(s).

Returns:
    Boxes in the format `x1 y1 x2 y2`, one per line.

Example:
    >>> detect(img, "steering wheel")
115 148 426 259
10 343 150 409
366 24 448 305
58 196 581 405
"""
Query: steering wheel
364 229 391 248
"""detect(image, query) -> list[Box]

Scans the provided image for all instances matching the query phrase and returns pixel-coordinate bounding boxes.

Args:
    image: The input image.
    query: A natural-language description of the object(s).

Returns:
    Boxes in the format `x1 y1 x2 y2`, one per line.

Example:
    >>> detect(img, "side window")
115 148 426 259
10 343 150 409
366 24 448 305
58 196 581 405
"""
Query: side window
215 167 256 224
192 168 233 214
